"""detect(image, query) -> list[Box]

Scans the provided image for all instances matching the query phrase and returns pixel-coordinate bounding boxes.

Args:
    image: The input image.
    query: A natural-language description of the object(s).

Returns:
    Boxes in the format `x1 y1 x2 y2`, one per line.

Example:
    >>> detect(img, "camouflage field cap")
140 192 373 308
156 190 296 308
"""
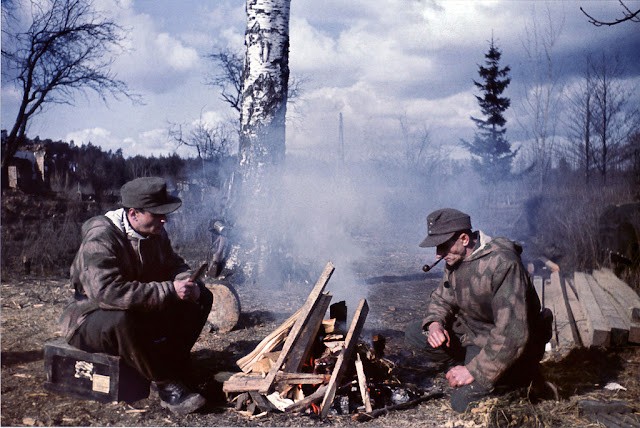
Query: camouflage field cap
121 177 182 215
419 208 472 247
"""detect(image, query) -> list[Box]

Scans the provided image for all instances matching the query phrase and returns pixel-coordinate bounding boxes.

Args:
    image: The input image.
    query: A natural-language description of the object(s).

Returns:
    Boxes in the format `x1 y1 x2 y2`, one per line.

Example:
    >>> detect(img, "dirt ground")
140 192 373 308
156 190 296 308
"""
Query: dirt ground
2 232 640 427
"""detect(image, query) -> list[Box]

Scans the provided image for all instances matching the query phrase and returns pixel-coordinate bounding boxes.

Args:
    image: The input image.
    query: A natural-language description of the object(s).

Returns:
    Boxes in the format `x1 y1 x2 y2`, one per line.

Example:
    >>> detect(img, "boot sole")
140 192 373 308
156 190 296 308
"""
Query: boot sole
160 393 206 415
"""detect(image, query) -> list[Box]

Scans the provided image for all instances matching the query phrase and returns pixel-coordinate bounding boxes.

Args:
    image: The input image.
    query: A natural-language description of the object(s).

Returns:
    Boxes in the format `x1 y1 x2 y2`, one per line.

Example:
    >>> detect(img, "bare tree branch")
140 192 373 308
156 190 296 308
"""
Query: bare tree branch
580 1 640 27
205 48 244 113
205 46 306 116
1 0 140 178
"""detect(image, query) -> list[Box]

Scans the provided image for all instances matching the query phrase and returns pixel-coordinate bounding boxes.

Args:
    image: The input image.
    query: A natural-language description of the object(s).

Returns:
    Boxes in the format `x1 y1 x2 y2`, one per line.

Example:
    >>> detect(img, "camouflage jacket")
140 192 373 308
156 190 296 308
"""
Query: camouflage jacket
422 231 541 388
59 209 191 340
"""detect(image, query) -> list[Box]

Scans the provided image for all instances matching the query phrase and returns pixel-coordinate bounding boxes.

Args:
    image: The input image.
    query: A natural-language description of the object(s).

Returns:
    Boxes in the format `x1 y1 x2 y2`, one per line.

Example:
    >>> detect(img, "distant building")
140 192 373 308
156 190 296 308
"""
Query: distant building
2 133 72 193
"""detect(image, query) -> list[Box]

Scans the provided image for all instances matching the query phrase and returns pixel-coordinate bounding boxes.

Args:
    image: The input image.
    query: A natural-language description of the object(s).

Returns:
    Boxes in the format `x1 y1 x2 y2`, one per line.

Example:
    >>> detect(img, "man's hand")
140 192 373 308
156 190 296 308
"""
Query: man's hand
446 365 474 388
427 321 451 348
173 278 201 302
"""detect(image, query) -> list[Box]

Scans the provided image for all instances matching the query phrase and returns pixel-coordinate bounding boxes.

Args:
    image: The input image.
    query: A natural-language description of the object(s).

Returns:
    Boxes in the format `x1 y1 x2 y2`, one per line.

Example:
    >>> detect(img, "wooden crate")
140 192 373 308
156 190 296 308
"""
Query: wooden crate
44 339 150 403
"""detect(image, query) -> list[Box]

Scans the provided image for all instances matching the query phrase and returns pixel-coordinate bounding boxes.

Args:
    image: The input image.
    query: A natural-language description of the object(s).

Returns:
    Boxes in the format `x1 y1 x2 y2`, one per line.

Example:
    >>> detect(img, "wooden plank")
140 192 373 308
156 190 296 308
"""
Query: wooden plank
565 278 588 347
592 268 640 344
235 392 249 410
259 262 335 394
236 308 300 372
592 268 640 308
584 273 628 346
547 272 578 350
284 293 332 372
573 272 610 347
248 391 277 413
355 353 372 413
598 292 640 344
225 371 330 393
320 299 369 419
222 373 266 393
557 272 582 347
275 372 330 386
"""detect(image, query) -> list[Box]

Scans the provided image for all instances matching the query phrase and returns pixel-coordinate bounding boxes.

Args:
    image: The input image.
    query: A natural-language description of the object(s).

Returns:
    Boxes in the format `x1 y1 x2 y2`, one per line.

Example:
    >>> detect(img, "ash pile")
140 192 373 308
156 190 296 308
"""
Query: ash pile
222 262 441 421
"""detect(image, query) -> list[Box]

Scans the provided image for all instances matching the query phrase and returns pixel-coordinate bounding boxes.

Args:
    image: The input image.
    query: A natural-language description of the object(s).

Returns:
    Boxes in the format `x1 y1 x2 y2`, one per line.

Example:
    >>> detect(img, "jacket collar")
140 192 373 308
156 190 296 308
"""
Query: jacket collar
104 208 147 240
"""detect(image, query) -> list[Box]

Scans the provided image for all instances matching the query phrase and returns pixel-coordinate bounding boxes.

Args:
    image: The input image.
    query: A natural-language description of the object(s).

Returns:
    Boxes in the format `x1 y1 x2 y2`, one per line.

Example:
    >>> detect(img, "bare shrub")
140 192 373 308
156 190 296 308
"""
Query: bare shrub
531 181 637 274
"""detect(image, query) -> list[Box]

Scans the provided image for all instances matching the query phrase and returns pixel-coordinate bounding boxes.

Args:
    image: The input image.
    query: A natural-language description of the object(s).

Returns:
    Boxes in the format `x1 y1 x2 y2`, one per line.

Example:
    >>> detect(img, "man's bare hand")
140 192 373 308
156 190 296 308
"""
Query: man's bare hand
446 365 474 388
173 278 200 302
427 321 451 348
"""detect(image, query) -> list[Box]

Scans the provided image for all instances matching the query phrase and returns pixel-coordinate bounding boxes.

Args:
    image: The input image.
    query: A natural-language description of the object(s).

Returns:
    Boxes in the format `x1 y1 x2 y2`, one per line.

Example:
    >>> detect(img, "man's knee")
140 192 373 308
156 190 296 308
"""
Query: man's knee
69 310 135 353
404 320 427 350
450 382 492 413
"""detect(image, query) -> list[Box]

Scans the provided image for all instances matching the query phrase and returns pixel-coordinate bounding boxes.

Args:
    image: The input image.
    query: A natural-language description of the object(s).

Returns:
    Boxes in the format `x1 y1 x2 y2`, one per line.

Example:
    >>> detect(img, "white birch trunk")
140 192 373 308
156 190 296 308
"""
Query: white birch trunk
226 0 291 284
239 0 290 180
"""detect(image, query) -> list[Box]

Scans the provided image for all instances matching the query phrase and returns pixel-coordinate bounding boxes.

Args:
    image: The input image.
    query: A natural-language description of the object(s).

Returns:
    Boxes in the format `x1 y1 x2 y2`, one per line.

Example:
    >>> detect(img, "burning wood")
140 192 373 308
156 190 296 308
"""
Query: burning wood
223 261 426 420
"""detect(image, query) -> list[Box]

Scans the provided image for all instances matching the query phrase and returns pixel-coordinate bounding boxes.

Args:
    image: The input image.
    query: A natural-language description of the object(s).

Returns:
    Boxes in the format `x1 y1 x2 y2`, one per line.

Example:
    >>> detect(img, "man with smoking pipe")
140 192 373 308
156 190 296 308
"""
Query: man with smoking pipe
59 177 213 414
405 208 554 412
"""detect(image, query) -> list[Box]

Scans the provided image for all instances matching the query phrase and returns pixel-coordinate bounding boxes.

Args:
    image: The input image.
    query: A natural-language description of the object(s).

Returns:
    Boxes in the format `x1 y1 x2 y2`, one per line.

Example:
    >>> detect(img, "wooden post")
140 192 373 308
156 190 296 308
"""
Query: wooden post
320 299 369 419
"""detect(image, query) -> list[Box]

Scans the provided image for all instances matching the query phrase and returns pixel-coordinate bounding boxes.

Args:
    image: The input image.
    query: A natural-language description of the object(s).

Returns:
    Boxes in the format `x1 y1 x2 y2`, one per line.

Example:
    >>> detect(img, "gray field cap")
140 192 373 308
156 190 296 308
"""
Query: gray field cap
121 177 182 215
419 208 472 247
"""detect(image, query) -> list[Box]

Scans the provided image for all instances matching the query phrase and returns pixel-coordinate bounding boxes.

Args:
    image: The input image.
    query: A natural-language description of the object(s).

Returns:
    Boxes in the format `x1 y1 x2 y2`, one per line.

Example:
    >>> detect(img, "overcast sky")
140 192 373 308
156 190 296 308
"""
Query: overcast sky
2 0 639 160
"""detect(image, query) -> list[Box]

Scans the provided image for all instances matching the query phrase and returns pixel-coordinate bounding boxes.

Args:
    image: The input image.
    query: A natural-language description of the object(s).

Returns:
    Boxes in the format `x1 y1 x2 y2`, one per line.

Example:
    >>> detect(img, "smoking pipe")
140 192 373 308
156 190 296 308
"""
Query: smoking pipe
422 257 443 272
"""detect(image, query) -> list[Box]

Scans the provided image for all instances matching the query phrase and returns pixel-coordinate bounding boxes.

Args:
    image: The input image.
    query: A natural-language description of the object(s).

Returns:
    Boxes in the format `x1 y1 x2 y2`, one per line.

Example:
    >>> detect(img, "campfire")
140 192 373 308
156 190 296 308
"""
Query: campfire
222 262 441 420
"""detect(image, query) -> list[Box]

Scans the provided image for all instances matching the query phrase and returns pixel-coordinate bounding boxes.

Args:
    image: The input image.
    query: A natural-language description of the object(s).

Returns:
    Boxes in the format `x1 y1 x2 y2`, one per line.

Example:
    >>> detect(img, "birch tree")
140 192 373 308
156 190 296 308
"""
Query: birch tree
226 0 291 283
238 0 290 179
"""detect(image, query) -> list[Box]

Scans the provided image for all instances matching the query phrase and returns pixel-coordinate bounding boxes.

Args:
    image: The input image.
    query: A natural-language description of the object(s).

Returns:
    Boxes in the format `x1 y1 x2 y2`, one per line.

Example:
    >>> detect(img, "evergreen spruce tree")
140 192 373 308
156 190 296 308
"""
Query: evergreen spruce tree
462 38 516 182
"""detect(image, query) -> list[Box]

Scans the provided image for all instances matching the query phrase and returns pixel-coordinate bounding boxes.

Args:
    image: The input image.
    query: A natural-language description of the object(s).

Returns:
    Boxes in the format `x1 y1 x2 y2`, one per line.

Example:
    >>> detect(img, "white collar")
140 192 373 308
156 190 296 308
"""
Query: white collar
104 208 147 240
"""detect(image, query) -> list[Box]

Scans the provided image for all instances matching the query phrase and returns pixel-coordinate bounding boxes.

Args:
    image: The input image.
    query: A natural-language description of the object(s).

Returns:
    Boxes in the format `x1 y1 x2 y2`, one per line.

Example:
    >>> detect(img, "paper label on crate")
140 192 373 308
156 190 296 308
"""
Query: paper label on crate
74 361 94 380
92 374 110 394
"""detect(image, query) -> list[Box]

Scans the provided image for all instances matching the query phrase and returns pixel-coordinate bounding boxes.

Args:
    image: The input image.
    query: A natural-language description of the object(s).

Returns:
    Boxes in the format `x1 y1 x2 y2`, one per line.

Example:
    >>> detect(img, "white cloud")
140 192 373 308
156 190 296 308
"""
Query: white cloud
290 18 341 73
100 2 202 94
155 33 199 71
2 0 638 161
65 128 120 152
64 127 191 158
198 110 227 128
136 128 176 155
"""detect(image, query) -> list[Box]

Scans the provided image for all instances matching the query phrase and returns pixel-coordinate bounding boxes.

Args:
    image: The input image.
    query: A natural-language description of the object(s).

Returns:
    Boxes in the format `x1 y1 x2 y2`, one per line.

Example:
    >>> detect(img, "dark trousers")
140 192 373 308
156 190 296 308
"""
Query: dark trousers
69 286 213 383
405 313 550 412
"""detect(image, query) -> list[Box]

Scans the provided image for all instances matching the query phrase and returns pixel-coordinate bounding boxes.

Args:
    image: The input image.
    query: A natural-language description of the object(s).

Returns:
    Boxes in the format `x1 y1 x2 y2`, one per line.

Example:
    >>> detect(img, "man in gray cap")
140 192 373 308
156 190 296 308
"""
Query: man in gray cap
405 208 554 412
60 177 213 414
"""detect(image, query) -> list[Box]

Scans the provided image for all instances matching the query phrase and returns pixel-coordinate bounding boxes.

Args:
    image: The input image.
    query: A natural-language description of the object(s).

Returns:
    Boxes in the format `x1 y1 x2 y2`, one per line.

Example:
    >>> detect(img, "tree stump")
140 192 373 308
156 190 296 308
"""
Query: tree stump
205 281 241 333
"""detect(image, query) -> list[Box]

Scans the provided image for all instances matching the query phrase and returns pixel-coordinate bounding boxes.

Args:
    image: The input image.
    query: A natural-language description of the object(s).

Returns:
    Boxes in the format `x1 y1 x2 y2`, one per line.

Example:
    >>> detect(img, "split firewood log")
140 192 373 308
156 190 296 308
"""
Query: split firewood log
205 281 241 333
236 308 302 372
